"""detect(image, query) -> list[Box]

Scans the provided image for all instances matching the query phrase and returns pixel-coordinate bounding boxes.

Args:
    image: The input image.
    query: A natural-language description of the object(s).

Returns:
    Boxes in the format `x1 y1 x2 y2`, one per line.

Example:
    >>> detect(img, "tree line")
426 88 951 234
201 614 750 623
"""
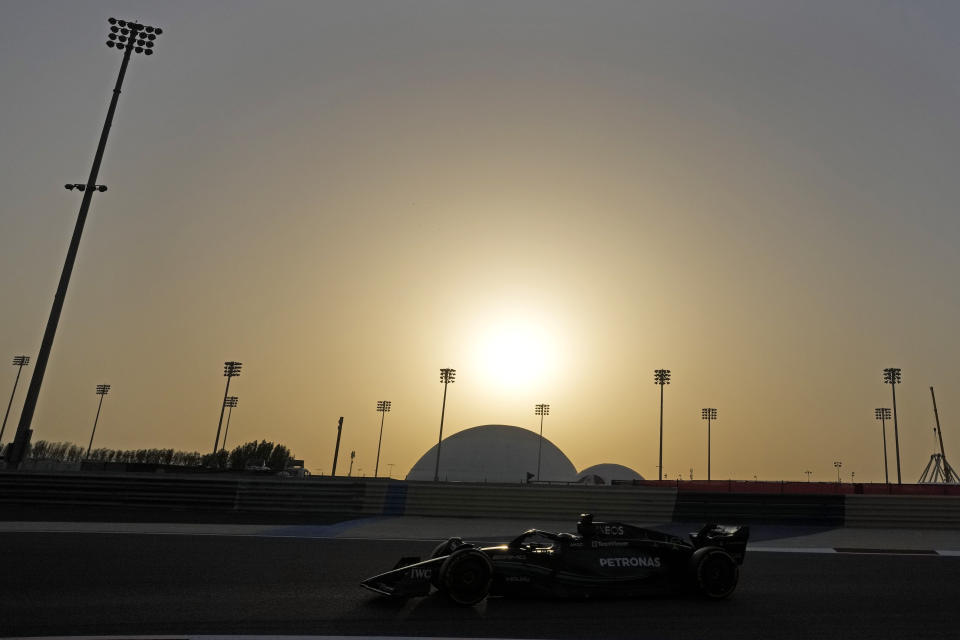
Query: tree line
14 439 295 471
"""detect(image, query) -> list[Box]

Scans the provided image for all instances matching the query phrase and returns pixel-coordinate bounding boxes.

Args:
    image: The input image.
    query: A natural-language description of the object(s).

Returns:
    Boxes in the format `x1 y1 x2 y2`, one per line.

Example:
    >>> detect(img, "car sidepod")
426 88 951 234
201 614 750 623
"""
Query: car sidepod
487 544 557 597
487 538 690 599
558 539 692 597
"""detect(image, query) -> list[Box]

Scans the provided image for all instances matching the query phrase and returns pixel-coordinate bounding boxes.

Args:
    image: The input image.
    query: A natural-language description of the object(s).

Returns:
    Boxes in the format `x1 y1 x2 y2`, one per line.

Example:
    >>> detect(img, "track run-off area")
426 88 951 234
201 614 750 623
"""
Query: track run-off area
2 518 960 639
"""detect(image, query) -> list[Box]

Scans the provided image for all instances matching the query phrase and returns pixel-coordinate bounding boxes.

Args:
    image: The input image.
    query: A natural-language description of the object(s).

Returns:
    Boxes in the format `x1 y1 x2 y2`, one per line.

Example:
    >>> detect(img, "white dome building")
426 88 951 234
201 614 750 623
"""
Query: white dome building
405 424 578 483
577 463 645 485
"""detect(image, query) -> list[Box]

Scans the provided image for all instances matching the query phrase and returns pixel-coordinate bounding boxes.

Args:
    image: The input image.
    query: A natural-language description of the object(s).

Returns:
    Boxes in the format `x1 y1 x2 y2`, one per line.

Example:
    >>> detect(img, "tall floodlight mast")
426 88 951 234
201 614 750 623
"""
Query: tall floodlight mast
874 408 891 483
6 19 163 466
375 400 391 477
85 384 111 457
221 396 238 452
701 408 717 480
1 356 30 448
654 369 671 480
535 403 550 480
434 368 456 481
834 460 842 483
331 417 344 476
883 368 903 484
213 362 242 454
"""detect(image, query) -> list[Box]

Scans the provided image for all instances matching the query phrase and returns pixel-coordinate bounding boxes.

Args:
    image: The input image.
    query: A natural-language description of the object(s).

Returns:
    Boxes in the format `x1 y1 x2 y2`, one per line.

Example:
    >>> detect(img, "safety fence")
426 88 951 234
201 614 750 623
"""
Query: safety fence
673 492 845 526
398 482 677 522
0 472 372 519
1 472 958 528
639 479 960 496
844 495 960 529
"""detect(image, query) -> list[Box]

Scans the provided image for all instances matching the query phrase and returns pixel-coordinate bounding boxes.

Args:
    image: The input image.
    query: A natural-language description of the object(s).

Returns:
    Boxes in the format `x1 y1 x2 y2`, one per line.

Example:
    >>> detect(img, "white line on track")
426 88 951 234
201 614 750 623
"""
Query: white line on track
7 636 529 640
749 546 837 554
750 546 960 556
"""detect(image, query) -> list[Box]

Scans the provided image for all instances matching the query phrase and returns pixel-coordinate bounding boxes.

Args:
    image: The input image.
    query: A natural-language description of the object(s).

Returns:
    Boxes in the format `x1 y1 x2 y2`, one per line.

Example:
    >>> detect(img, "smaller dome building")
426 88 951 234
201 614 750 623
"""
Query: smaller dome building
577 463 644 485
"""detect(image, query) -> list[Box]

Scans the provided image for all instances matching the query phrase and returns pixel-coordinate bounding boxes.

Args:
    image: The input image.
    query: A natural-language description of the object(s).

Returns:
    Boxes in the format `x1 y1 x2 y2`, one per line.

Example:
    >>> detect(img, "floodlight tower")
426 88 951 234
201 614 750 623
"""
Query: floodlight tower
375 400 391 477
701 408 717 480
331 416 344 476
654 369 671 480
220 396 238 452
834 460 842 483
434 368 456 481
535 403 550 480
213 362 242 454
6 19 163 467
1 356 30 447
874 407 891 483
64 184 107 193
883 368 902 484
85 384 111 457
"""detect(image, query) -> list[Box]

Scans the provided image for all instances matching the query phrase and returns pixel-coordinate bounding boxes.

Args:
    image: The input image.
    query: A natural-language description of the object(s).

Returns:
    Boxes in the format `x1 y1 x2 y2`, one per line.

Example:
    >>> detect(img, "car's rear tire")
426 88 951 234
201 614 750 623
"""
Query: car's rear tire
691 547 739 599
439 548 493 605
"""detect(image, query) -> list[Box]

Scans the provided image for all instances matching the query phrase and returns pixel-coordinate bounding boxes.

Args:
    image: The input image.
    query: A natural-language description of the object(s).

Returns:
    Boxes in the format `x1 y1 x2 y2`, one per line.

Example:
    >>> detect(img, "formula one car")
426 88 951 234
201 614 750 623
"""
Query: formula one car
361 514 749 605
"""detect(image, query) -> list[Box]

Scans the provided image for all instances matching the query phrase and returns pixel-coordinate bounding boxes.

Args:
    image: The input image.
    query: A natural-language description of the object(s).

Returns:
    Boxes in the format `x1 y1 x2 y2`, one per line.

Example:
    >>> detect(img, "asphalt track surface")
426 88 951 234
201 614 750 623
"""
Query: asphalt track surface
2 531 960 639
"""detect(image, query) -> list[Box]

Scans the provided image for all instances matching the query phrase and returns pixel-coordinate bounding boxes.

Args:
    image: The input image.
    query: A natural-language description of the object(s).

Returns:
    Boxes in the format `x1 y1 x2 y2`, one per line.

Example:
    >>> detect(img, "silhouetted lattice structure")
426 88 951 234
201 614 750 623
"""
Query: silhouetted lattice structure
918 454 959 484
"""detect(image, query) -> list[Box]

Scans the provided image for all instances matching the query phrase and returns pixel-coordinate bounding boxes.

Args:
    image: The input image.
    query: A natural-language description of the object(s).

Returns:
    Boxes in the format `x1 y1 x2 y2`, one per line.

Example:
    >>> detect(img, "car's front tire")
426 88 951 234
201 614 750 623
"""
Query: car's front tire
430 537 465 589
690 547 739 599
431 537 465 559
439 548 493 605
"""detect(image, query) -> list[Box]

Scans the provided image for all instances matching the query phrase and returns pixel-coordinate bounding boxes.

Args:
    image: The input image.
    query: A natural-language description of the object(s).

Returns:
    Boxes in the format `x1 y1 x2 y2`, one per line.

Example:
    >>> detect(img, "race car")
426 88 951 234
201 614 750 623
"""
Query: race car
361 513 749 605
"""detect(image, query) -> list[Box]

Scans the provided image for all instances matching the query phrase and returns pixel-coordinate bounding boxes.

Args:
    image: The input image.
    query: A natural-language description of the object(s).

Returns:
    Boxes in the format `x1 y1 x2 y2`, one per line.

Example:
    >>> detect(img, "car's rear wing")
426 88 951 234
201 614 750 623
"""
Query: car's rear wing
690 524 750 564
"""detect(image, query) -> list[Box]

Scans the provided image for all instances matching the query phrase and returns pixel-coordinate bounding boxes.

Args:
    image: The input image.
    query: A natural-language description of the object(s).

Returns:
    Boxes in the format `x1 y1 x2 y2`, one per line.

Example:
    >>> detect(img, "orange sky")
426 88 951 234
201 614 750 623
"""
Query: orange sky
2 1 960 482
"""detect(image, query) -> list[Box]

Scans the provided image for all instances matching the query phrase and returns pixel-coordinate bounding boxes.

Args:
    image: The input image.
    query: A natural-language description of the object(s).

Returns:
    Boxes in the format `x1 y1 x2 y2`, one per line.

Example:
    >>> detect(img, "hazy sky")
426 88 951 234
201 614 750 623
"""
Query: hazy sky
2 1 960 482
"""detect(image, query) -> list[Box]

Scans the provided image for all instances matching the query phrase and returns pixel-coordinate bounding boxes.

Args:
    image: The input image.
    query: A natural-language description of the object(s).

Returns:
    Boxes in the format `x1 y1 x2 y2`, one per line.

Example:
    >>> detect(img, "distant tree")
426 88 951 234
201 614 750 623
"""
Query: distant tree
48 441 67 460
21 439 292 469
267 443 293 471
173 450 202 466
253 440 274 465
25 441 85 462
87 448 111 462
201 449 229 469
226 440 296 471
28 440 49 460
228 441 260 469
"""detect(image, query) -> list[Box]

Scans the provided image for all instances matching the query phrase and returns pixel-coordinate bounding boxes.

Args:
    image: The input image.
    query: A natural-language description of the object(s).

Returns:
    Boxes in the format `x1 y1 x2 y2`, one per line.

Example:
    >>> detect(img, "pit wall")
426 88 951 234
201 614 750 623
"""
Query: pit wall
1 472 959 529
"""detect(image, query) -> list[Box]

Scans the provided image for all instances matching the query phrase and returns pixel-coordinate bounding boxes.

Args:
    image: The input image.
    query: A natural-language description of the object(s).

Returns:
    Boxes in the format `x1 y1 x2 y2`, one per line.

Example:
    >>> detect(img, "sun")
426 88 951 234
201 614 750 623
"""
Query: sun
472 317 559 393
